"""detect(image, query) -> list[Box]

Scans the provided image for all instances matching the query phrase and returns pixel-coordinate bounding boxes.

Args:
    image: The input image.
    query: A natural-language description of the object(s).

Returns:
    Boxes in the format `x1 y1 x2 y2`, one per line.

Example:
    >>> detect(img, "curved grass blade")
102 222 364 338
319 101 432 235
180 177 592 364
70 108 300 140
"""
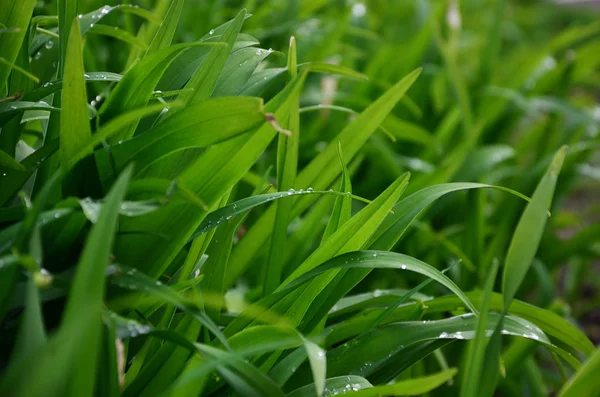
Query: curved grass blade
239 67 287 96
325 313 575 379
78 4 159 37
558 347 600 397
326 291 594 356
213 46 274 97
300 62 368 80
348 369 457 397
368 182 537 251
282 250 477 314
286 376 373 397
22 72 122 102
0 139 58 206
190 191 370 241
103 97 264 175
68 102 179 172
87 25 149 49
0 101 60 126
109 266 229 349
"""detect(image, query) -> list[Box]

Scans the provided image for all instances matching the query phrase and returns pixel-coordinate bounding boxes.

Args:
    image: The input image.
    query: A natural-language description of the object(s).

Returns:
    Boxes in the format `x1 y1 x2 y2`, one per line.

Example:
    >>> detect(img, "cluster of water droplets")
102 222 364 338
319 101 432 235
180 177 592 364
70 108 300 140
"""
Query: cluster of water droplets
90 94 103 108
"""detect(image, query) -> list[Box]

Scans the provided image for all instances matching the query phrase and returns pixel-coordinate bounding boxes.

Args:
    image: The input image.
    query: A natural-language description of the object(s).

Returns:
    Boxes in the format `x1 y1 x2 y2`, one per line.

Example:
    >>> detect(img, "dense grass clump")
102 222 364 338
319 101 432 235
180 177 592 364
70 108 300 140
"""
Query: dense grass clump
1 0 599 396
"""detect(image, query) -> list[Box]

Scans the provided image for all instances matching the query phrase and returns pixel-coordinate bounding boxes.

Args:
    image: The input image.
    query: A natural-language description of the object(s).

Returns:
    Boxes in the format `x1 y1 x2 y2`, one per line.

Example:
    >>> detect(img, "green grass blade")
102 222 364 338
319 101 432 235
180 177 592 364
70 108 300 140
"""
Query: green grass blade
301 61 369 81
0 101 60 126
11 277 46 362
265 36 300 295
348 369 457 397
322 142 352 241
282 250 476 314
0 149 26 171
59 166 132 396
59 19 90 171
502 146 567 310
100 97 265 176
189 189 369 241
145 0 185 57
286 376 373 397
369 182 535 251
22 72 122 102
77 5 159 37
110 266 229 349
324 313 568 379
558 347 600 397
460 260 500 397
212 46 274 97
87 25 149 49
178 9 246 105
477 319 504 397
0 0 36 91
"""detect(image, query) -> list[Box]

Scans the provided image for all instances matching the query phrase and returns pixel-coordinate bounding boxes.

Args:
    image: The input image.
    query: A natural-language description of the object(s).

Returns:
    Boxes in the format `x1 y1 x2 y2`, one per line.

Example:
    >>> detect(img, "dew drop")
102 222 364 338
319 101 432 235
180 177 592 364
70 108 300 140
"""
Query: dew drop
439 332 449 338
307 187 314 192
352 3 367 18
45 40 54 49
256 49 263 55
209 29 215 35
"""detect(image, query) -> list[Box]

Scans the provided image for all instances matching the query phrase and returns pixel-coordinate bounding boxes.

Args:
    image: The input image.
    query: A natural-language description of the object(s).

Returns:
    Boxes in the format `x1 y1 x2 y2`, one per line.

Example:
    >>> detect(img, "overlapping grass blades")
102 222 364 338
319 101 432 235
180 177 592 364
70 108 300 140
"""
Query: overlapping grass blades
0 1 598 396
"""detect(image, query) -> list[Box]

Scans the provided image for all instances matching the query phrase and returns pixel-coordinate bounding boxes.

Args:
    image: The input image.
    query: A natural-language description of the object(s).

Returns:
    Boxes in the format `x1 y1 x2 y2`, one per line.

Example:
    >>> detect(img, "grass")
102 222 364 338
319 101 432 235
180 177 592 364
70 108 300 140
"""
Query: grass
1 0 599 396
